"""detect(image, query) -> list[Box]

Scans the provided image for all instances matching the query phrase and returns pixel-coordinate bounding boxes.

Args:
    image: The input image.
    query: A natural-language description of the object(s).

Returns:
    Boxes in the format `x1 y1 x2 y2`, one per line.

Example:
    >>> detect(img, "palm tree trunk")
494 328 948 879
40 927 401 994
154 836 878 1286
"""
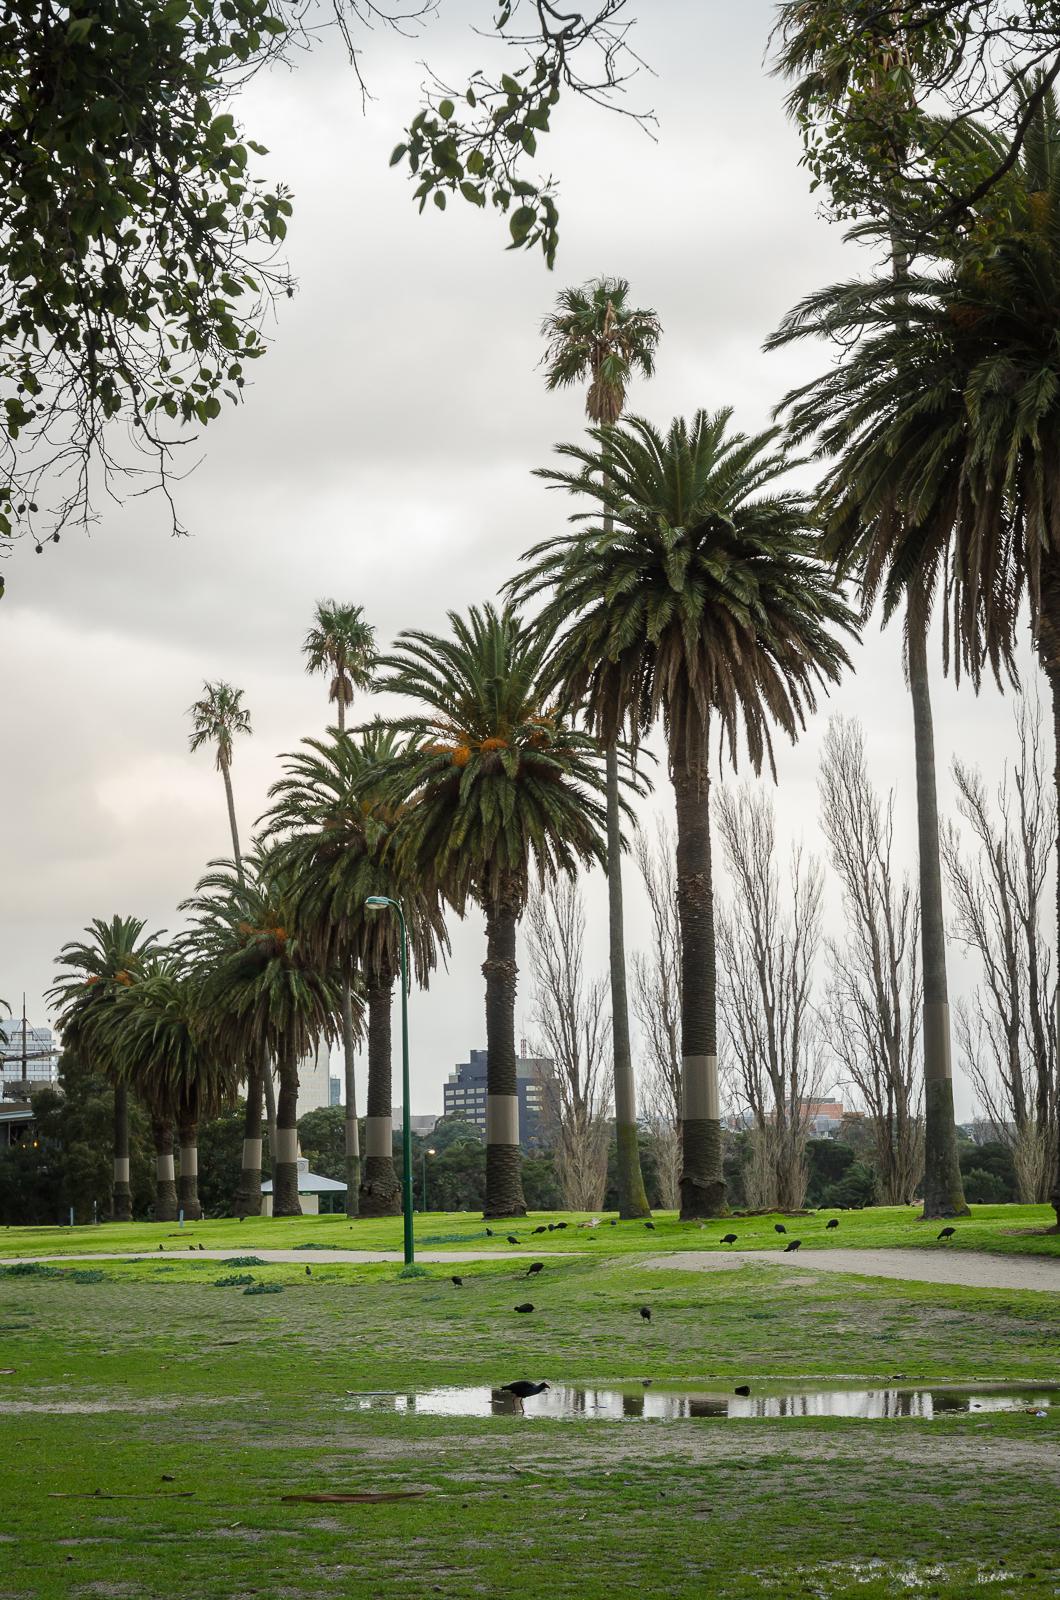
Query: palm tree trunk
221 754 243 875
234 1053 265 1217
673 742 727 1219
112 1081 133 1222
152 1115 178 1223
606 740 652 1218
341 977 361 1218
177 1105 202 1221
272 1044 302 1217
908 602 969 1218
360 970 401 1216
482 880 527 1218
1036 566 1060 1231
262 1061 278 1169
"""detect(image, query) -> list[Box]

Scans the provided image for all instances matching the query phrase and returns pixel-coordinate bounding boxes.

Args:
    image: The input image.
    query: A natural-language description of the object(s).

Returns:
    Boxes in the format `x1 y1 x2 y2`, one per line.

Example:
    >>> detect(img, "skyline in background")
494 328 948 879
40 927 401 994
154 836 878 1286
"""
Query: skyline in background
0 1 1042 1124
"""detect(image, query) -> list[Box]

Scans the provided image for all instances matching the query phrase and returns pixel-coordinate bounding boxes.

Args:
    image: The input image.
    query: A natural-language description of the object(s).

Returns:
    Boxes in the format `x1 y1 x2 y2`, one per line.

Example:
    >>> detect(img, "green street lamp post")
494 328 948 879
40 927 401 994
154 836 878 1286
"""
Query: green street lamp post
364 895 415 1266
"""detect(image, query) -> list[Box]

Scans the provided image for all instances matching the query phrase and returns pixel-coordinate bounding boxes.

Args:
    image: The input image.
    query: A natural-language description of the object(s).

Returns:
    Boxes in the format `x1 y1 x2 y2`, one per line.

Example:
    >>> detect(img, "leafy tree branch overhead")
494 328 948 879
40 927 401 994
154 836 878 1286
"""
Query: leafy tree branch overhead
0 1 647 565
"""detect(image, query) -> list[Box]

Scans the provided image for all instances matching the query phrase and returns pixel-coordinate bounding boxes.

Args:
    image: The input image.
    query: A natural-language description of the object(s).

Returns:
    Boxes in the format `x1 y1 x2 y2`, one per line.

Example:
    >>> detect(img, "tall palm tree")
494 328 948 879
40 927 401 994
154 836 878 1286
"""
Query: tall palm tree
187 680 277 1195
516 412 856 1217
48 916 165 1221
303 601 376 733
769 84 1060 1224
377 603 610 1218
539 277 660 1218
184 851 347 1216
771 11 969 1220
301 601 377 1218
265 724 448 1215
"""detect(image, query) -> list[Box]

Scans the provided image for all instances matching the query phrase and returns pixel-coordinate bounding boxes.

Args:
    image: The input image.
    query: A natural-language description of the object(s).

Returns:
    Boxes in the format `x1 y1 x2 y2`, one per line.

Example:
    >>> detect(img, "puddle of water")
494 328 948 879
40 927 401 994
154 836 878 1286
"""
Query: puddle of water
342 1384 1057 1420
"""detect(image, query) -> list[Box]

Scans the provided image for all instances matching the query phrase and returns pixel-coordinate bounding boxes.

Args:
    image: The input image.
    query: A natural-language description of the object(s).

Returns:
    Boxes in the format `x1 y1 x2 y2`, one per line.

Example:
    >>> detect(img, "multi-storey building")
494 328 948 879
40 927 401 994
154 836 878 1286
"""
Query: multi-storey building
442 1048 555 1150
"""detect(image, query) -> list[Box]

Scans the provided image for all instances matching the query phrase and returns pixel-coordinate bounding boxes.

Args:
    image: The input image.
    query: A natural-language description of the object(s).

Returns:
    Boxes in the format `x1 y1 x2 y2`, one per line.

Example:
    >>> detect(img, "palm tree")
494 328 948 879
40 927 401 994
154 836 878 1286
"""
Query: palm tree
539 277 660 1219
184 851 346 1216
769 84 1060 1224
516 412 856 1217
301 601 377 1218
303 601 376 733
187 680 277 1195
48 916 165 1221
264 725 448 1215
377 603 610 1218
770 11 969 1221
96 957 234 1222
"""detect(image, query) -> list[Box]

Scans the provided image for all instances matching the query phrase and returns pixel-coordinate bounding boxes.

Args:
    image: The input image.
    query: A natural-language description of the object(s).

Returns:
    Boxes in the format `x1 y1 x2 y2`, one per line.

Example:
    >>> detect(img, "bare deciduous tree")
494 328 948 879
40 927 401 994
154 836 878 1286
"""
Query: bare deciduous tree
818 717 923 1204
631 823 682 1206
715 786 825 1211
943 699 1058 1202
526 879 611 1211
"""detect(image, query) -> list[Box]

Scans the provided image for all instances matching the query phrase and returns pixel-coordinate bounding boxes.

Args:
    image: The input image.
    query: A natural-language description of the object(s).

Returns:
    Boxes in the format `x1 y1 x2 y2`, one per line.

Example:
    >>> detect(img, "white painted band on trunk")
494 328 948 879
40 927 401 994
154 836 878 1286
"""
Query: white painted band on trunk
682 1056 720 1122
346 1116 360 1157
486 1094 520 1146
923 1001 953 1081
179 1147 198 1177
113 1158 130 1184
365 1116 392 1158
156 1154 175 1182
242 1138 262 1169
275 1127 299 1164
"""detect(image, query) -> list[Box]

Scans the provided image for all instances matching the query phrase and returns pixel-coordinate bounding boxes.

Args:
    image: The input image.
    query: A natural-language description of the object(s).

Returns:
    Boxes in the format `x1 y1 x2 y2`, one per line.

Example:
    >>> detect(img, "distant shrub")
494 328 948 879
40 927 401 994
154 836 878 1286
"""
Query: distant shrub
0 1262 63 1278
214 1273 256 1287
67 1270 105 1283
961 1167 1009 1205
817 1161 877 1210
243 1280 283 1295
221 1256 266 1267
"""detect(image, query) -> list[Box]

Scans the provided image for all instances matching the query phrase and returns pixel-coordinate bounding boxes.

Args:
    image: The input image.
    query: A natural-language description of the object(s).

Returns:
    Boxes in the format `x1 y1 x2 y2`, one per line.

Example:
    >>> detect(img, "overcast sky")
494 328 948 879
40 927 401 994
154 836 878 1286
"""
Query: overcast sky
0 1 1041 1121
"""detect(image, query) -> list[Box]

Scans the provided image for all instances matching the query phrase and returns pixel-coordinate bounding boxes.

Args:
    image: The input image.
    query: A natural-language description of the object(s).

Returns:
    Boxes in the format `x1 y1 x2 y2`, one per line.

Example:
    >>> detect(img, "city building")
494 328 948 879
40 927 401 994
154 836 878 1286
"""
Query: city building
1 1016 59 1091
442 1048 556 1150
296 1039 335 1114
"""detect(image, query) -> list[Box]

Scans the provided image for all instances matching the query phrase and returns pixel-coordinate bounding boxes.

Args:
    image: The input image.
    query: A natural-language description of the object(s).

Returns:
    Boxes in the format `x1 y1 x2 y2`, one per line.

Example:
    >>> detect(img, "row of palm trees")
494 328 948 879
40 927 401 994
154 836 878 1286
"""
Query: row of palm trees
47 81 1060 1226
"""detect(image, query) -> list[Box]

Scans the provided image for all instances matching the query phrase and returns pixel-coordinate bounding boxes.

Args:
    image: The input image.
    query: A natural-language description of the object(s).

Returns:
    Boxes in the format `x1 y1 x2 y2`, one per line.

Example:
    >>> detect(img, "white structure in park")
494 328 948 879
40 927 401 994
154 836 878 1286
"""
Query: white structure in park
260 1156 346 1216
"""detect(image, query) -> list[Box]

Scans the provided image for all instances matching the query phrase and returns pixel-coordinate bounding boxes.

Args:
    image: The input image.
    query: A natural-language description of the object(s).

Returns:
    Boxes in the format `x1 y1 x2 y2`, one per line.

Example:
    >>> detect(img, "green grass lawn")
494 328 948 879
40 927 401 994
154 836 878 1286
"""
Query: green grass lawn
1 1200 1057 1261
1 1242 1057 1598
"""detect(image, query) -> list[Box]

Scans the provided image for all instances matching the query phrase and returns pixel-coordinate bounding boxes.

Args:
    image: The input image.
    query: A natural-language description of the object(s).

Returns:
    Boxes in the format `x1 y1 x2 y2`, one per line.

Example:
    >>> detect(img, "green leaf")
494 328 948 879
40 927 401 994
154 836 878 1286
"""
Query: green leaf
438 99 455 121
434 190 447 210
459 182 485 207
389 143 408 167
66 15 95 42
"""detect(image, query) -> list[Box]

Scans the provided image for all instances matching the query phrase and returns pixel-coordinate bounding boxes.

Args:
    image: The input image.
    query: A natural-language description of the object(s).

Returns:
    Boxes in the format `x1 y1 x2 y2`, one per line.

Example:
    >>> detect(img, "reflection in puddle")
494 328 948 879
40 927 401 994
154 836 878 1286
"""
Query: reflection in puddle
342 1384 1056 1420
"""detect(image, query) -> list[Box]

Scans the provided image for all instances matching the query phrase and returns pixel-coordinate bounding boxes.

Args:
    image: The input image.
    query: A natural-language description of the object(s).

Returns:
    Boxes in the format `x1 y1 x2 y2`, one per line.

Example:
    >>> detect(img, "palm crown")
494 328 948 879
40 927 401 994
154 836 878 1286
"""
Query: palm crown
514 410 857 769
188 681 252 770
541 277 661 427
96 956 234 1123
302 601 376 720
263 724 448 985
49 915 166 1057
376 603 610 913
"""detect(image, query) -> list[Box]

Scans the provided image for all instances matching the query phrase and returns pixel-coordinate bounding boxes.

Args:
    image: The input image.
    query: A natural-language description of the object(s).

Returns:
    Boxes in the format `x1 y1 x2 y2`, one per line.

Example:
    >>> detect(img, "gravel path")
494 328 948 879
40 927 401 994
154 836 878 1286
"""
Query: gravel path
645 1247 1060 1294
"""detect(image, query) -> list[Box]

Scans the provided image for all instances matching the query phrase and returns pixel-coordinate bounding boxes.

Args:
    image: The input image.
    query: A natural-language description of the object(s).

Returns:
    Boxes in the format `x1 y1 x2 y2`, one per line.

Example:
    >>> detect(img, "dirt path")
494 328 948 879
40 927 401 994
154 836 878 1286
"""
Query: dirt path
2 1248 553 1266
645 1247 1060 1294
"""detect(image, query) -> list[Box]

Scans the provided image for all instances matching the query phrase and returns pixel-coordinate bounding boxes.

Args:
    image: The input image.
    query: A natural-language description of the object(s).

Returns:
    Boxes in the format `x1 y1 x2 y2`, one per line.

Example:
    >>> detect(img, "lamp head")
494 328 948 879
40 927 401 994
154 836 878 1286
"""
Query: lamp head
364 896 389 911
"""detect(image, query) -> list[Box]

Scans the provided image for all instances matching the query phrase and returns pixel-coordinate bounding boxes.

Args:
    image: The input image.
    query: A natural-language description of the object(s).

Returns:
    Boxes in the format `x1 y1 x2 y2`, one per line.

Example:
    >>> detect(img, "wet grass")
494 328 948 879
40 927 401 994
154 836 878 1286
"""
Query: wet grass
0 1200 1057 1262
0 1253 1057 1597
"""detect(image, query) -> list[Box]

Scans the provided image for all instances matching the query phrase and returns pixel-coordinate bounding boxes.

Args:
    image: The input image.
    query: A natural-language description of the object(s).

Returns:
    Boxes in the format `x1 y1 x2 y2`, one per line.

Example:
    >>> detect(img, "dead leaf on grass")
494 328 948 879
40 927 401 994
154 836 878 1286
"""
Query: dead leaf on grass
281 1492 427 1505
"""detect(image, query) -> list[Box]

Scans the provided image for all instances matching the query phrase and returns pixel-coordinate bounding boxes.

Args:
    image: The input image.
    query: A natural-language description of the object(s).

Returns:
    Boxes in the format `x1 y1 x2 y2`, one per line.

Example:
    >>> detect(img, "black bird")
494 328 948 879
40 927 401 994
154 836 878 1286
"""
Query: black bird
532 1226 548 1235
734 1385 751 1397
451 1275 464 1287
237 1216 245 1225
554 1222 568 1231
198 1243 206 1251
609 1219 618 1227
639 1306 651 1321
644 1221 656 1231
500 1379 549 1413
784 1239 802 1253
514 1303 535 1314
525 1262 544 1278
305 1265 312 1276
774 1223 786 1235
721 1233 738 1245
547 1223 556 1232
506 1235 520 1245
642 1379 653 1388
937 1226 956 1241
485 1228 494 1238
826 1219 839 1230
158 1244 164 1252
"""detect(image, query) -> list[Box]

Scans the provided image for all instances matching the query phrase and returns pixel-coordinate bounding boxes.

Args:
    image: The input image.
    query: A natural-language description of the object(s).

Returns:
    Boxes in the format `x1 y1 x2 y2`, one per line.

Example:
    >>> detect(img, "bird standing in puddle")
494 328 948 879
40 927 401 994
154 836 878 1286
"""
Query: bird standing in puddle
499 1380 550 1414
